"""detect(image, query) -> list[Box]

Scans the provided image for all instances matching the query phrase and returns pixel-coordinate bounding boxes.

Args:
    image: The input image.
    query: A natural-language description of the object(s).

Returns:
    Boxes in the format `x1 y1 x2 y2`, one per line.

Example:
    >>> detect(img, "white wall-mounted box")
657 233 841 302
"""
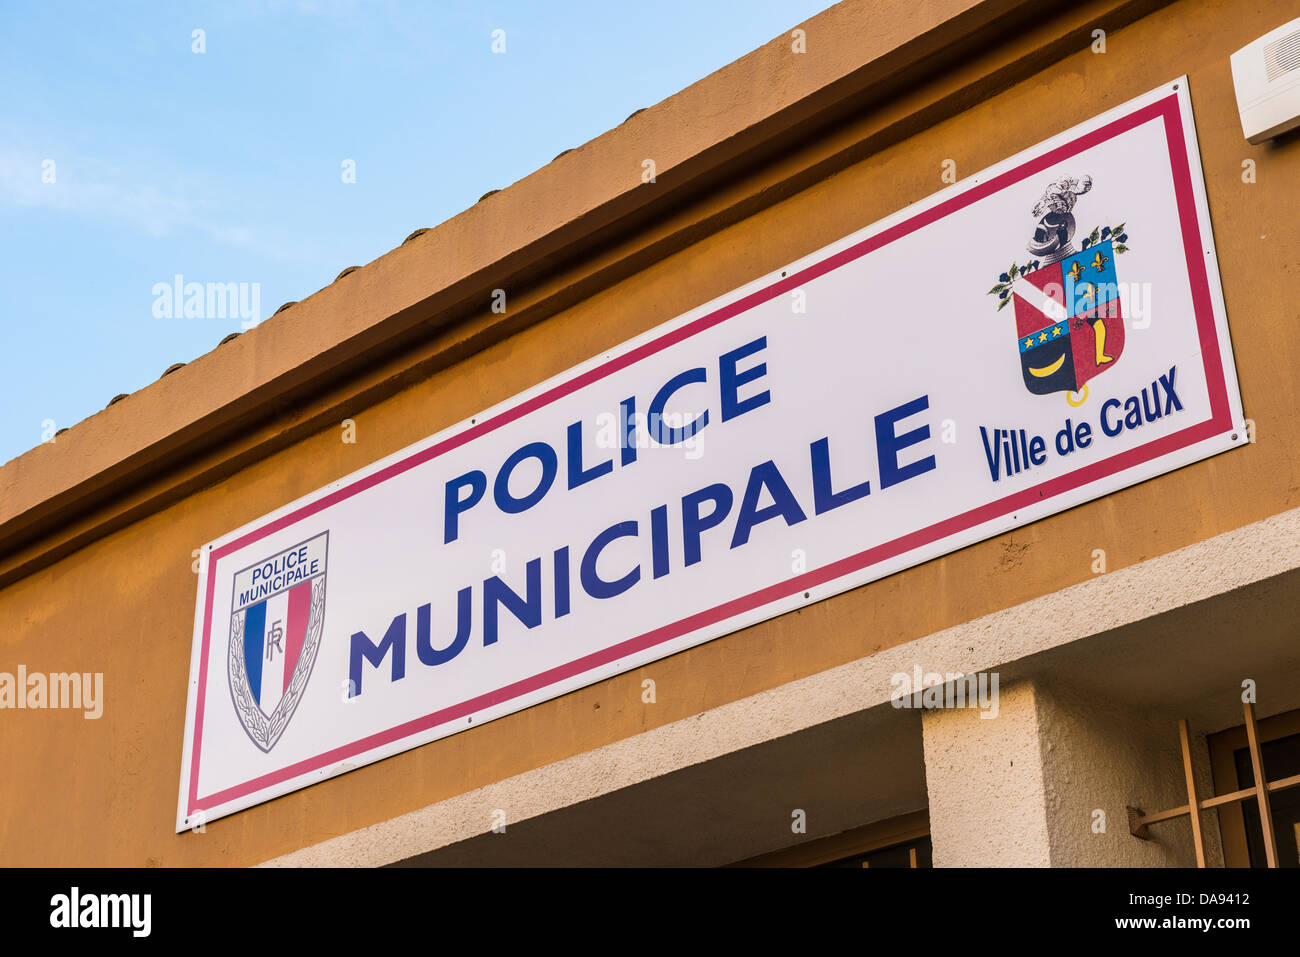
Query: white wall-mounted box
1231 16 1300 144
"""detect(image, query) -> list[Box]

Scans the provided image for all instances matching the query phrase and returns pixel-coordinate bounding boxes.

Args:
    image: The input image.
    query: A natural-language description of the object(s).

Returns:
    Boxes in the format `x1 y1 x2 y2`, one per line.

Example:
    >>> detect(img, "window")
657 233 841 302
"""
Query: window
1209 707 1300 867
817 834 932 868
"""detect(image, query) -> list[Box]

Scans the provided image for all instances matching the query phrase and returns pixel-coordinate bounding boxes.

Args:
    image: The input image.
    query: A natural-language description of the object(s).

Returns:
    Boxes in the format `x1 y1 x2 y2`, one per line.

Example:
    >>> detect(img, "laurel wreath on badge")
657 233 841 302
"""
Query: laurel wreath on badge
228 577 326 753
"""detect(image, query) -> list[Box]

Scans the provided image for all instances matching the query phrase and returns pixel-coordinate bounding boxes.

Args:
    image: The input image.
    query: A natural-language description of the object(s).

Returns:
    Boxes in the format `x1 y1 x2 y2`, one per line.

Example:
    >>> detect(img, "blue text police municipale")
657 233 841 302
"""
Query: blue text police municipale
347 336 937 696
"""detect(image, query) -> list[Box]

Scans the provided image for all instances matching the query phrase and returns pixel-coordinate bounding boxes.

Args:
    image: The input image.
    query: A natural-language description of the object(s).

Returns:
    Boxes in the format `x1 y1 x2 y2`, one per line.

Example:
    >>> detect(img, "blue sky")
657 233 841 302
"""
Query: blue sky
0 0 835 467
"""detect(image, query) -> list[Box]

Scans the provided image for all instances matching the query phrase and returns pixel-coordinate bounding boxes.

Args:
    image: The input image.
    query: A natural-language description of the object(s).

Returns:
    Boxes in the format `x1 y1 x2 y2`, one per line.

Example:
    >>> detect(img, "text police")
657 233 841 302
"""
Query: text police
348 335 937 696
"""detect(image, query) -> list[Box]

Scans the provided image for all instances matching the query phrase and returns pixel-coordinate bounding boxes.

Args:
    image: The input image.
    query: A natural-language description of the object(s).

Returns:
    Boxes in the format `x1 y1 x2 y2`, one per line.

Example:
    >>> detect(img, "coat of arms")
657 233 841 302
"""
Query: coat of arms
988 175 1132 406
227 532 328 752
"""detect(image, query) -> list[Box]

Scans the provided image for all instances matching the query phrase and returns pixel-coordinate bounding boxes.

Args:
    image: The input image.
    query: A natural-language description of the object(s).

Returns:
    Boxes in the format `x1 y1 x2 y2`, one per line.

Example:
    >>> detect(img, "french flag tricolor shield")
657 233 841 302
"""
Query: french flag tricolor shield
227 532 328 752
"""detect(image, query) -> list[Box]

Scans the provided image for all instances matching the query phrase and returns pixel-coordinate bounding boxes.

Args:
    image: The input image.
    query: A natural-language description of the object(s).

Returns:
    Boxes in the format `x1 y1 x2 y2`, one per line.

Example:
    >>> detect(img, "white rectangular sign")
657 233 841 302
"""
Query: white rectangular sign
178 79 1245 828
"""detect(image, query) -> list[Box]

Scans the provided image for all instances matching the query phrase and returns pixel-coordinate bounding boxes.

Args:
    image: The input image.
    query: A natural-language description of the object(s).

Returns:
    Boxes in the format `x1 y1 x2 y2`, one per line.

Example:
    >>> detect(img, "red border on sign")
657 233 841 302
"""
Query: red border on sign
187 92 1232 817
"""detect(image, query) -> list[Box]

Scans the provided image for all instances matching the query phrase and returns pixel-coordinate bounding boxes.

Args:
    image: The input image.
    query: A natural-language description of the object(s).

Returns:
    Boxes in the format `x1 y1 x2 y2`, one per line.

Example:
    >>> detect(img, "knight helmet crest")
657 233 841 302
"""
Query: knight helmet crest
987 175 1132 407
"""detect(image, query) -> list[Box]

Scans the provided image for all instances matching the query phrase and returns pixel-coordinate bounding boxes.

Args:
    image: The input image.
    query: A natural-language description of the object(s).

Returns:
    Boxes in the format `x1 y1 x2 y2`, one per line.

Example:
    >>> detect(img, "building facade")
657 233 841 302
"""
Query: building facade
2 0 1298 867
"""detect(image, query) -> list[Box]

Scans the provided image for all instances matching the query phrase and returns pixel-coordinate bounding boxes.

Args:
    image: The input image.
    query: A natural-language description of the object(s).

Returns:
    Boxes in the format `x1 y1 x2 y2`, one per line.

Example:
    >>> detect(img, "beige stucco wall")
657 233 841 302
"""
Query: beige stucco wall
924 681 1054 866
1036 681 1223 867
924 677 1224 866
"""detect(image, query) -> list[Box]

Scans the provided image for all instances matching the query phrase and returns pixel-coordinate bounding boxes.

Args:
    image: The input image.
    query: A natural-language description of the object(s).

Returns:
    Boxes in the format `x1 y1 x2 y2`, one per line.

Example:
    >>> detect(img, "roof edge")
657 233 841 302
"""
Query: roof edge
0 0 1167 575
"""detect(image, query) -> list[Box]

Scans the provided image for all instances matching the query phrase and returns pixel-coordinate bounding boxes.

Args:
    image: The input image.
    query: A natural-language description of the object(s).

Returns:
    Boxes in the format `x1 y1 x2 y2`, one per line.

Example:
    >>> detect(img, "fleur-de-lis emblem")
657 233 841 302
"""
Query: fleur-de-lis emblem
1080 283 1096 304
1067 261 1085 282
1090 251 1109 273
